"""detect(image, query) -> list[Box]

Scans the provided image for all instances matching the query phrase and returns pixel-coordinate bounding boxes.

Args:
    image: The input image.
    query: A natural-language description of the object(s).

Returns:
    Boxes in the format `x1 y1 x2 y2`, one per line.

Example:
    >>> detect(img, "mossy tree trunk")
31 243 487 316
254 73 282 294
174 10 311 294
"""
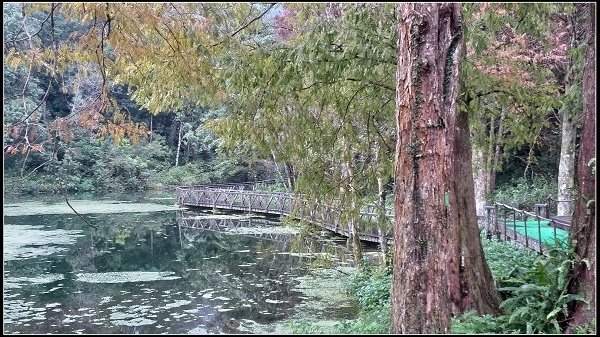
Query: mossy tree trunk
566 3 596 331
392 3 501 333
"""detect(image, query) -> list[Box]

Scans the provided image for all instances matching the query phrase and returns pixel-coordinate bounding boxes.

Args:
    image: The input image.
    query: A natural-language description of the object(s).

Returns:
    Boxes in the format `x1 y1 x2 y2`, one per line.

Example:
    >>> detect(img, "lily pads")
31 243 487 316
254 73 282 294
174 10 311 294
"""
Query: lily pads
75 271 181 283
4 200 181 216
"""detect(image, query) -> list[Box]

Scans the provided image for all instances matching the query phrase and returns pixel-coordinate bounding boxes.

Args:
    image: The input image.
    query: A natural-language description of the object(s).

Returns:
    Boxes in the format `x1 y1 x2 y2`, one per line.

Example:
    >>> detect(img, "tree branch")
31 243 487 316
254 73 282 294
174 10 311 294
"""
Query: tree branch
211 3 276 47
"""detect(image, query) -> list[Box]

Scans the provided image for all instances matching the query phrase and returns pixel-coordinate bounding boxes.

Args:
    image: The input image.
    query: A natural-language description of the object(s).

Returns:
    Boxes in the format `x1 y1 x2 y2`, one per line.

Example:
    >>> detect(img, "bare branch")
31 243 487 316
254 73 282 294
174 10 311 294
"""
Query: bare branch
230 3 276 38
212 3 276 47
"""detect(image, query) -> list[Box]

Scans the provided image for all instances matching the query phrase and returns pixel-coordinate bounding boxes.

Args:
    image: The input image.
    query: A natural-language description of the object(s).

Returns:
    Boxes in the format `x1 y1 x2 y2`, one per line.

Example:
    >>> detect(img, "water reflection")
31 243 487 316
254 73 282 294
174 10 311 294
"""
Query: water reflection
4 204 358 334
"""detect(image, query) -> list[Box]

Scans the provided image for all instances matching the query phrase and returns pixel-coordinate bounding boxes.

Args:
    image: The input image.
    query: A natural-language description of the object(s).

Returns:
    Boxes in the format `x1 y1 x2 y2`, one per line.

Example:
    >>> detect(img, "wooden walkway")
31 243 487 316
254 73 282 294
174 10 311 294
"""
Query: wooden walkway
176 183 572 254
483 203 572 255
176 184 393 245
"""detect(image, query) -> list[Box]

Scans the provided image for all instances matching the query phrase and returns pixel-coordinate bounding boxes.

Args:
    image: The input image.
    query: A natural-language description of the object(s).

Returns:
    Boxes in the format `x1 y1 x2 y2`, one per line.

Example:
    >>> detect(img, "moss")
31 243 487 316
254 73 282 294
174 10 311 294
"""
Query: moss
442 30 462 102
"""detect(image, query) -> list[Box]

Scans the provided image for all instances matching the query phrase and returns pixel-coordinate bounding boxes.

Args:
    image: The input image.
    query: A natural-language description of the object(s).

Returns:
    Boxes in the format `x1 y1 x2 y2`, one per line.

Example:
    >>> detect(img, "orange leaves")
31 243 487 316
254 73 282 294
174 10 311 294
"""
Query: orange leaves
97 119 148 146
30 144 44 153
4 143 45 157
4 145 20 155
9 126 21 140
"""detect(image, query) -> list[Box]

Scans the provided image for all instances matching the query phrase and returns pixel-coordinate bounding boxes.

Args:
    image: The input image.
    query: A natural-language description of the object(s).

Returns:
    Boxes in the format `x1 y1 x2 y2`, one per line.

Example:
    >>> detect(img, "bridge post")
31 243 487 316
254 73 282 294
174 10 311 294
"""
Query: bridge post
248 193 252 213
494 204 500 240
484 205 495 239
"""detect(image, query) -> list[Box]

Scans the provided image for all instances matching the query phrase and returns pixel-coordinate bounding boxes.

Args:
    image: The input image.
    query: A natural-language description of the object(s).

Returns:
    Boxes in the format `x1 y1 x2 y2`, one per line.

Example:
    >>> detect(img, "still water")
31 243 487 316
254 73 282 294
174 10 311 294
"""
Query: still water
3 193 359 334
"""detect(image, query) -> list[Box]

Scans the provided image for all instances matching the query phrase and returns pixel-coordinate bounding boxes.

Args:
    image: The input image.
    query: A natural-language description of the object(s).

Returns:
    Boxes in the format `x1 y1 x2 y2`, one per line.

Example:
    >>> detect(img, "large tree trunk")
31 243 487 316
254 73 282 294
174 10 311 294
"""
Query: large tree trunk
566 4 595 331
557 107 577 216
392 4 501 333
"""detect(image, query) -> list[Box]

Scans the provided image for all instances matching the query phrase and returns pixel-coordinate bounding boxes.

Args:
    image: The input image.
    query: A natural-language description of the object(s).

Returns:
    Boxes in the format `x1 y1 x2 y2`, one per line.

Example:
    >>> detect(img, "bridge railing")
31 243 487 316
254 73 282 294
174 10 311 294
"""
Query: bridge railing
176 185 394 245
484 202 569 255
178 179 282 192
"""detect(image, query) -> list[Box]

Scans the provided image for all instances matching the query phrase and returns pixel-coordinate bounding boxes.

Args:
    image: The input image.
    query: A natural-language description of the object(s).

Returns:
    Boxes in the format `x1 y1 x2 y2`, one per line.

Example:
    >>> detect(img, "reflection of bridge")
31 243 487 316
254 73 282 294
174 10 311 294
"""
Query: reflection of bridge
176 183 572 254
175 209 356 260
176 184 393 245
176 210 297 242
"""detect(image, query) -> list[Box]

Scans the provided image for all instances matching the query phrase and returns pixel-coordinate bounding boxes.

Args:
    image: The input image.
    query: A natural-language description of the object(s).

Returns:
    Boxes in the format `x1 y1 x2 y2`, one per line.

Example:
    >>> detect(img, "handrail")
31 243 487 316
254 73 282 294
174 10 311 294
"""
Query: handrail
176 185 394 244
177 184 570 253
484 202 570 256
176 185 394 217
493 202 553 222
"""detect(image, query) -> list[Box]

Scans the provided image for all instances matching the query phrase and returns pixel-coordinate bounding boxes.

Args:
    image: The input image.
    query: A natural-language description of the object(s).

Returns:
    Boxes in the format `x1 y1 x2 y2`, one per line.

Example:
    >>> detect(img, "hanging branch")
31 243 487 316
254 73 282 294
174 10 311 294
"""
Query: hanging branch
60 183 98 229
211 3 276 47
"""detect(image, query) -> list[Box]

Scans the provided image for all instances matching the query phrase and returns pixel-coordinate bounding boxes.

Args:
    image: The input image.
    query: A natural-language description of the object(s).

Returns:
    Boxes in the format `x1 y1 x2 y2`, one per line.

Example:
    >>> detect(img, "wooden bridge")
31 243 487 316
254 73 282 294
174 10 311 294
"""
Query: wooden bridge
483 202 572 255
176 183 572 254
176 184 394 245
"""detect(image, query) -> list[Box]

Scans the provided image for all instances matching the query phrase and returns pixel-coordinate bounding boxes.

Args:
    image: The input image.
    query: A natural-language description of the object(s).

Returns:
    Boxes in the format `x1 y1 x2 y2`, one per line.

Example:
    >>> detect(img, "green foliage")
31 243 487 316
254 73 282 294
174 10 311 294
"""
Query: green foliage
153 163 209 187
332 307 391 334
491 176 558 213
5 134 175 194
254 181 290 193
482 237 539 292
451 311 514 334
570 321 596 334
453 238 589 334
344 265 391 311
289 264 392 334
498 246 587 333
212 3 397 215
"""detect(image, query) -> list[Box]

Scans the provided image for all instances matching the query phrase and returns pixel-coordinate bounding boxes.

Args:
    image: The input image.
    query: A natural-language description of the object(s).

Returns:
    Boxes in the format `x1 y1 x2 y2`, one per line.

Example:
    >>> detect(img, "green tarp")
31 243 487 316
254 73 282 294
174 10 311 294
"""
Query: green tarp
500 220 568 247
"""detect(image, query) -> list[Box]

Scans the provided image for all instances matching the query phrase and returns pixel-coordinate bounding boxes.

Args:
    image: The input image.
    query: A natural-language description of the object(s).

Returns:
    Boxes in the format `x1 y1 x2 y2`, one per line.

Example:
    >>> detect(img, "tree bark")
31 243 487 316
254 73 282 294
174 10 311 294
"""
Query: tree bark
341 159 362 267
566 3 595 331
285 162 295 191
557 3 587 217
473 109 504 217
392 4 501 333
375 144 389 264
557 105 577 216
377 174 389 265
491 109 505 190
473 146 487 217
175 119 182 167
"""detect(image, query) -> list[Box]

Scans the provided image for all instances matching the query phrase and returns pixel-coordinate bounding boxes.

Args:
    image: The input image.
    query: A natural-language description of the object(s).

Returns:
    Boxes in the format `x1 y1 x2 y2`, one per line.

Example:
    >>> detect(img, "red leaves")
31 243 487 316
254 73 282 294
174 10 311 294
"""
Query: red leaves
274 6 297 41
10 126 21 140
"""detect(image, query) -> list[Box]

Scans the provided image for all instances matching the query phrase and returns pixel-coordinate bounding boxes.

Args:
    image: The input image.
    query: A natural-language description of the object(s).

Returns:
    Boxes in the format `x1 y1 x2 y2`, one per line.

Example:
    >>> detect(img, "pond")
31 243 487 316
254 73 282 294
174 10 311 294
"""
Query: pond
3 191 364 334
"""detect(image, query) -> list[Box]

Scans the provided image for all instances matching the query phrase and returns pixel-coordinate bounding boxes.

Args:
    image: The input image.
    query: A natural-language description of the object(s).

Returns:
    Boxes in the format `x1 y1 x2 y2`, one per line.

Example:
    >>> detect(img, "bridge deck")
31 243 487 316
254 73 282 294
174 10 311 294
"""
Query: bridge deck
177 184 571 254
550 216 572 231
176 185 393 245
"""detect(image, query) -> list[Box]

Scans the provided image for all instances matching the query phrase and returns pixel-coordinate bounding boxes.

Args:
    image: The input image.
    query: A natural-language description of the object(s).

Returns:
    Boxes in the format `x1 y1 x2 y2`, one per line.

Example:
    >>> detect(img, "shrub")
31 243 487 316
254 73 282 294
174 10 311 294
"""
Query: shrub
453 238 589 334
345 265 391 311
154 163 210 186
492 176 559 213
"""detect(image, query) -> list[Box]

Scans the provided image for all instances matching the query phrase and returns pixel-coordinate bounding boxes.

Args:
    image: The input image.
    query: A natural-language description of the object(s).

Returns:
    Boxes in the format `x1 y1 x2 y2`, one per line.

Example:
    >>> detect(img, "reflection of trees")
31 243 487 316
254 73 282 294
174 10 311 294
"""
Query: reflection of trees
89 212 181 272
176 227 302 321
6 206 360 334
174 211 358 330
